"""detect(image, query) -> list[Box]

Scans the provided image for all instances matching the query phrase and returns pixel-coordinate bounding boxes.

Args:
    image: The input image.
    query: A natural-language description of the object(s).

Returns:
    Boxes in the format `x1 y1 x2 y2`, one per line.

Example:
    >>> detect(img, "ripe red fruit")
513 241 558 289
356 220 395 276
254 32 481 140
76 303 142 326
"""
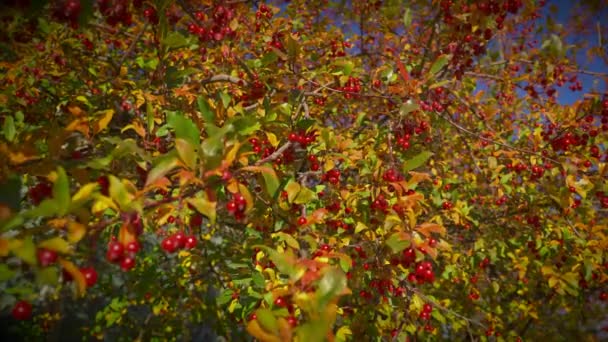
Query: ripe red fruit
600 292 608 301
173 231 186 248
161 236 178 253
297 216 307 226
106 241 125 263
286 315 298 327
184 235 198 249
37 248 58 267
274 296 287 307
80 267 98 287
12 300 32 320
120 256 136 271
126 241 140 253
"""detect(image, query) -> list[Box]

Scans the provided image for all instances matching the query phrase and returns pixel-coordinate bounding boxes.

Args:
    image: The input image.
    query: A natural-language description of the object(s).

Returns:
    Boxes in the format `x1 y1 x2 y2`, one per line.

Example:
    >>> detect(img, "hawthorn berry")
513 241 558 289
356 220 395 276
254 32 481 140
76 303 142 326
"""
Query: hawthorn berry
37 248 58 267
80 267 98 287
12 300 32 320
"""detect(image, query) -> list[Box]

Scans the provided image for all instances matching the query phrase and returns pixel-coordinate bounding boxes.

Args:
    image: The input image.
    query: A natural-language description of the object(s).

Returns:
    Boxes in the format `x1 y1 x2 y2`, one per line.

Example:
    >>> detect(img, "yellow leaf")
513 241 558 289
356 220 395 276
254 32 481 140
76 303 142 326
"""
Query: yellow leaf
39 237 72 254
72 183 99 203
246 320 281 342
266 132 279 147
67 221 86 243
224 141 242 166
93 109 114 134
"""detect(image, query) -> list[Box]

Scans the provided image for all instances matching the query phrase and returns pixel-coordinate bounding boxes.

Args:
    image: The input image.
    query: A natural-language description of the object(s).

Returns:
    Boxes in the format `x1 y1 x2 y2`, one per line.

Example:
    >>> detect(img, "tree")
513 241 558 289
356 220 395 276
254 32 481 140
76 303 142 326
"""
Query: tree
0 0 607 340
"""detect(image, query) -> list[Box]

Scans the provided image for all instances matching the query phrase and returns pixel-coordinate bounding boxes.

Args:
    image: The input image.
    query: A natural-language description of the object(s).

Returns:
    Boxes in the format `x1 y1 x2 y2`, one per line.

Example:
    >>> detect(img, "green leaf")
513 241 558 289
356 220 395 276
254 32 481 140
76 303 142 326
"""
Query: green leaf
0 175 22 211
3 115 15 142
0 264 15 282
37 267 59 286
402 8 412 27
316 268 347 308
275 232 300 250
256 308 279 334
216 289 234 306
146 153 180 187
385 233 409 253
201 124 233 157
261 164 279 197
146 101 154 133
167 112 200 146
403 151 433 172
399 101 419 117
294 186 317 204
219 91 232 109
429 55 448 76
162 31 189 50
12 236 37 266
261 52 278 66
197 96 215 127
53 167 70 216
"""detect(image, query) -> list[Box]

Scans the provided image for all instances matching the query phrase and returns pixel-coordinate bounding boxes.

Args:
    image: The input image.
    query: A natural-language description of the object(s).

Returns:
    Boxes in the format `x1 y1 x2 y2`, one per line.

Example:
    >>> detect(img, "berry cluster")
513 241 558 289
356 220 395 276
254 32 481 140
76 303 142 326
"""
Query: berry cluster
106 238 140 271
441 201 453 210
239 74 266 105
307 154 320 171
226 193 247 220
97 0 133 26
340 76 361 99
408 260 435 284
187 6 236 42
288 130 318 148
382 168 404 182
160 231 197 254
419 303 433 321
370 194 389 213
321 168 341 185
52 0 81 28
327 39 351 58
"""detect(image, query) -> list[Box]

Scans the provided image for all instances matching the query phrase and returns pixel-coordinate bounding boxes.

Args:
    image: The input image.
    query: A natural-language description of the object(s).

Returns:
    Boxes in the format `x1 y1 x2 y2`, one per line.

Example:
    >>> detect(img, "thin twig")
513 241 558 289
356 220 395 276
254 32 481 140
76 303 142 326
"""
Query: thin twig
436 110 563 168
254 142 292 166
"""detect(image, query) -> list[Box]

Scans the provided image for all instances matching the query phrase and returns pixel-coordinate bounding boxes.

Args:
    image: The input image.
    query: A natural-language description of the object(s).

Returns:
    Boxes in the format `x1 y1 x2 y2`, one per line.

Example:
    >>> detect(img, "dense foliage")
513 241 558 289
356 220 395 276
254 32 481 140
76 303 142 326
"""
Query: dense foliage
0 0 607 340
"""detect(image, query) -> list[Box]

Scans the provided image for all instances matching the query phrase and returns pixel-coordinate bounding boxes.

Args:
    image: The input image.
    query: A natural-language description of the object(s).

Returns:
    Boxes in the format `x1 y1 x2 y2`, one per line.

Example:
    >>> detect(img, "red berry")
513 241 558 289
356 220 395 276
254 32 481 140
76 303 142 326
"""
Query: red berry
80 267 98 287
286 315 298 327
600 292 608 301
37 248 58 267
184 235 198 249
173 231 186 248
274 296 287 307
161 236 178 253
106 241 125 263
297 217 307 226
126 241 140 253
12 300 32 320
120 256 136 271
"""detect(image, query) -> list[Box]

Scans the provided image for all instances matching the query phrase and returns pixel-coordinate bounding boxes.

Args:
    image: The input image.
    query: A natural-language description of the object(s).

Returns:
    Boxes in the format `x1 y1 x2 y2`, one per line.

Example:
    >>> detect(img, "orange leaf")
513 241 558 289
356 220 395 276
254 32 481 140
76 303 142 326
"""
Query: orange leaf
119 221 137 247
417 223 446 237
65 118 90 137
0 238 9 257
59 258 86 296
394 54 410 82
308 208 328 224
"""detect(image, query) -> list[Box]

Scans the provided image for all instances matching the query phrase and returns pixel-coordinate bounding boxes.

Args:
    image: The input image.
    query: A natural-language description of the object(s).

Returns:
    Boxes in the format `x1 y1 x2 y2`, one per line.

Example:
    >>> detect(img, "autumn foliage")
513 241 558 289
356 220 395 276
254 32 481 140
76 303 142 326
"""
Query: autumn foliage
0 0 607 340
